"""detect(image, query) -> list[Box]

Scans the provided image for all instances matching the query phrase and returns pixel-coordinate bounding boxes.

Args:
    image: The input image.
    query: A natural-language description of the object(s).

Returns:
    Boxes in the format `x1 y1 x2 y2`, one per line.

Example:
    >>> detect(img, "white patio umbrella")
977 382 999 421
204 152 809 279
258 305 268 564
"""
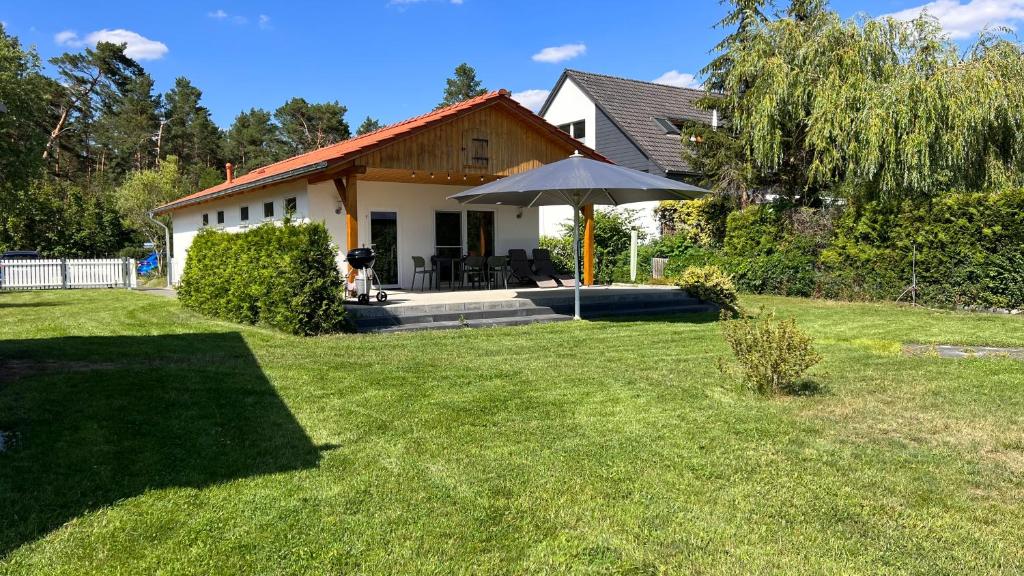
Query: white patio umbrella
448 152 708 319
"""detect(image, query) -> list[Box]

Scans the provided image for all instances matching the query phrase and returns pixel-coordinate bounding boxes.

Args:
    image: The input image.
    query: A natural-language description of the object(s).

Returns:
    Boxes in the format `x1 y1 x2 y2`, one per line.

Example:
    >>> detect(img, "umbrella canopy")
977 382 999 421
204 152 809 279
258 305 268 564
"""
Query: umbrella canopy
448 153 709 319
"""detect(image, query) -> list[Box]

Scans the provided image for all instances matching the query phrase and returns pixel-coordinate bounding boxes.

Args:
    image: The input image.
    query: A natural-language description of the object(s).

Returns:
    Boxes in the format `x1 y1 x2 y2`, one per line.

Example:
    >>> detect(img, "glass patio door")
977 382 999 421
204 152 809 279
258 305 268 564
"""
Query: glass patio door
370 211 398 286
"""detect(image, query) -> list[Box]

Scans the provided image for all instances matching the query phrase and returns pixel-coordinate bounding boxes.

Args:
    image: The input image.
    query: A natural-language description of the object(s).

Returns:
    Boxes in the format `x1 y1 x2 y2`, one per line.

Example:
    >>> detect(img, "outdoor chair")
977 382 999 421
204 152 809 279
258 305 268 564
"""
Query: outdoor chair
507 249 557 288
461 255 487 289
485 255 510 290
411 256 435 291
532 248 578 287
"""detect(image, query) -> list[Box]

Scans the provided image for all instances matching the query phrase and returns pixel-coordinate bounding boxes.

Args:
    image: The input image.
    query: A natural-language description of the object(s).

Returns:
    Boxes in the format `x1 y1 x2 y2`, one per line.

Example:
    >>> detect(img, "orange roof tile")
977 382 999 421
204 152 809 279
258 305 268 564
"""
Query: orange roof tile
155 90 607 213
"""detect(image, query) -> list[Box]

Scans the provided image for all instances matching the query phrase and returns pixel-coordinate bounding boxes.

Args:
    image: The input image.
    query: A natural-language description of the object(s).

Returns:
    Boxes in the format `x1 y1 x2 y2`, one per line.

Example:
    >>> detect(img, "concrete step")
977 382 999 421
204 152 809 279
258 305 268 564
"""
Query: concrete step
368 313 574 334
354 305 559 329
583 303 719 319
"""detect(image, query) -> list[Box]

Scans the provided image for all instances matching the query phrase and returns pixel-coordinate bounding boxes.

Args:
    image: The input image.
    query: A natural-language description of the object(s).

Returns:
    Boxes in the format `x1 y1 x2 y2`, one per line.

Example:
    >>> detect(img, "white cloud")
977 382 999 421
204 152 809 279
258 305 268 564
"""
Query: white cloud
531 43 586 63
53 28 169 60
54 30 79 45
258 14 271 29
208 9 228 19
652 70 701 89
511 89 550 112
882 0 1024 39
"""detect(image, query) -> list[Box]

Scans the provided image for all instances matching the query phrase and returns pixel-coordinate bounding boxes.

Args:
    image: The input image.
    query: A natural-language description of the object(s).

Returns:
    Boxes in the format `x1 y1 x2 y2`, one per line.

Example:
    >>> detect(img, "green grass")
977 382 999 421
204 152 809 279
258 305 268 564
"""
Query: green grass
1 290 1022 575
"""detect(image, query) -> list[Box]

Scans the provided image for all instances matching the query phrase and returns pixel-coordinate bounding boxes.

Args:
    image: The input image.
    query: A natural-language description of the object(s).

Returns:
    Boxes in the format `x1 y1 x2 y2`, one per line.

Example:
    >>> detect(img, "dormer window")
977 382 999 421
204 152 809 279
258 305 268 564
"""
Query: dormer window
557 120 586 140
654 117 681 136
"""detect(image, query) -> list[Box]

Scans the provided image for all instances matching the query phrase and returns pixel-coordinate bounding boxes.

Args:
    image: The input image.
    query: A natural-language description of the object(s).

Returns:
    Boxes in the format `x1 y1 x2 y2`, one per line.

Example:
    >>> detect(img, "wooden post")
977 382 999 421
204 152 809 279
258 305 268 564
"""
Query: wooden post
342 174 358 280
583 204 595 286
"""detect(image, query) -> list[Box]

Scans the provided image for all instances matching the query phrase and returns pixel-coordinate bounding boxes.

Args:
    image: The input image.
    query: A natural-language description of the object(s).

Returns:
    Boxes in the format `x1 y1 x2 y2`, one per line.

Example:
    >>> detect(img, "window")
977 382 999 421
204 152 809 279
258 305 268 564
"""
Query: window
466 210 495 257
571 120 585 140
653 117 681 136
434 211 462 259
557 120 586 140
284 197 297 215
240 206 249 222
202 213 209 226
216 210 225 225
263 201 275 219
469 138 488 169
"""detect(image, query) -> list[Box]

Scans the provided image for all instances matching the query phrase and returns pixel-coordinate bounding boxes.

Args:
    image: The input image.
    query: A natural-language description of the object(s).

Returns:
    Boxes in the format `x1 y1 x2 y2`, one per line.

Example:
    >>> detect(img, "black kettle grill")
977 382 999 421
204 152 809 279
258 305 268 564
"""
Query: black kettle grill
344 247 387 304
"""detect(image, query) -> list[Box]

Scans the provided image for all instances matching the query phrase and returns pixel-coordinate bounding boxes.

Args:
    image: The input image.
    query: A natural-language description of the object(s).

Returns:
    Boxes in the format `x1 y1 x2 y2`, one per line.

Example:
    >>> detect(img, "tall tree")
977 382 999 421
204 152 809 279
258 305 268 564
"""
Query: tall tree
0 25 49 195
720 4 1024 201
44 42 143 175
438 63 486 108
273 98 350 155
224 108 281 175
94 71 160 176
356 116 383 136
161 77 224 190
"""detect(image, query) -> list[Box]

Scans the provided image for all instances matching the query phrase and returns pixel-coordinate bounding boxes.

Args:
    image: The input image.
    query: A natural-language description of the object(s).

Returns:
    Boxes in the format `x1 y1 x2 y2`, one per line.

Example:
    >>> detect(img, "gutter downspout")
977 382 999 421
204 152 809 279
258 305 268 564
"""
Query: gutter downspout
147 210 172 289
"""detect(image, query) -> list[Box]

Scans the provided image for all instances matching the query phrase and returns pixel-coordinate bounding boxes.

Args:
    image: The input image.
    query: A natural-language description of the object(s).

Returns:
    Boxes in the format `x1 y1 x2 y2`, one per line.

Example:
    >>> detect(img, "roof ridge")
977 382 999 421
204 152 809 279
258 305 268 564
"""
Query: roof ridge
565 68 707 96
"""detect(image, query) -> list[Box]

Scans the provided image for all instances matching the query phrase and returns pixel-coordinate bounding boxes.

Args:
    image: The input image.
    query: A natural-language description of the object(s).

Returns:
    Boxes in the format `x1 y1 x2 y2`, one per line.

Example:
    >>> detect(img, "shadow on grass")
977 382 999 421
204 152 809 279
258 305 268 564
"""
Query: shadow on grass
0 302 65 309
0 332 320 557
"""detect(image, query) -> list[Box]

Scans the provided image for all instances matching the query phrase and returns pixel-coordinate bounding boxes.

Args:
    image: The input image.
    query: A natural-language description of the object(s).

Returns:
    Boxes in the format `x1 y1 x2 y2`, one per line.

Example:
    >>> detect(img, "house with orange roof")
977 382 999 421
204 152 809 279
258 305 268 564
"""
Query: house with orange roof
154 90 605 290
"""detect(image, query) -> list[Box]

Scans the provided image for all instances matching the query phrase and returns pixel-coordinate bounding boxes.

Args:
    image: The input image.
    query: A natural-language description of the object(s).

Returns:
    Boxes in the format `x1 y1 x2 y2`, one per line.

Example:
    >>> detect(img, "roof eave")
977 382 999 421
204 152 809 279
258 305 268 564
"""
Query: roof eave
154 161 329 214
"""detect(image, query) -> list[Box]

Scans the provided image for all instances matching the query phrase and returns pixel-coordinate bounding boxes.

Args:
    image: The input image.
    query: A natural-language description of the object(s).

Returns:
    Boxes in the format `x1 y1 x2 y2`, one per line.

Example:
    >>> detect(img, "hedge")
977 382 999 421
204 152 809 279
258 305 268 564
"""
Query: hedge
178 221 349 335
647 189 1024 310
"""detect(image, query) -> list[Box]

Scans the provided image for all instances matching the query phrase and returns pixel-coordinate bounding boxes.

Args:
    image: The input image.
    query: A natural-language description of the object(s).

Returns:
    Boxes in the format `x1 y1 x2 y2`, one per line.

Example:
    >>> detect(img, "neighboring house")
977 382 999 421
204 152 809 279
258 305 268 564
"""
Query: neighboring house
155 90 605 290
539 69 716 237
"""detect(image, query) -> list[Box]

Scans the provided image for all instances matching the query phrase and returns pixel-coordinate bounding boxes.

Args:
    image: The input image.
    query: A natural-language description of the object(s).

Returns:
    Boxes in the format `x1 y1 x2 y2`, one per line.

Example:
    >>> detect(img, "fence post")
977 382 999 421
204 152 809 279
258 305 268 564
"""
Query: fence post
61 258 69 289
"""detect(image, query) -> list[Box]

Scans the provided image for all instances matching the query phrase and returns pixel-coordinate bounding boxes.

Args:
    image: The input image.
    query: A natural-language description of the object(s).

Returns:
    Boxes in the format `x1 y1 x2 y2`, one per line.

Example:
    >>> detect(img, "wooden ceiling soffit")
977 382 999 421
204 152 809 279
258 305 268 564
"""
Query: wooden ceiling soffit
307 162 366 185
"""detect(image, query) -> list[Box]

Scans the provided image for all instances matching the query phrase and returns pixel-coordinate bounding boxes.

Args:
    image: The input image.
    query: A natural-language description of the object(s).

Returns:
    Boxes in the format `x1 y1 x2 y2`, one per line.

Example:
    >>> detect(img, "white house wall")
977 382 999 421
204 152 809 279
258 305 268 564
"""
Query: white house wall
539 75 663 238
170 179 539 291
169 180 310 283
539 77 597 239
352 180 539 290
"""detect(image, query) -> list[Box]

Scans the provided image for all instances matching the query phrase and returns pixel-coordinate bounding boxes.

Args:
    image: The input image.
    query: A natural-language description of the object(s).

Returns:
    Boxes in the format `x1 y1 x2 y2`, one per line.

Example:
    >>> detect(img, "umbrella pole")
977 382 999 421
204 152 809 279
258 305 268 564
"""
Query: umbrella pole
573 201 581 320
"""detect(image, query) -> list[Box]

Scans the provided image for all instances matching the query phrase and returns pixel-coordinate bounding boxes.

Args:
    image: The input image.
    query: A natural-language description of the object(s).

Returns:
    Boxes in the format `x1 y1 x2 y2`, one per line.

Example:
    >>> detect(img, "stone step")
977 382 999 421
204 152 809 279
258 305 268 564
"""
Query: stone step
347 290 701 321
354 305 558 329
368 313 574 334
582 303 719 319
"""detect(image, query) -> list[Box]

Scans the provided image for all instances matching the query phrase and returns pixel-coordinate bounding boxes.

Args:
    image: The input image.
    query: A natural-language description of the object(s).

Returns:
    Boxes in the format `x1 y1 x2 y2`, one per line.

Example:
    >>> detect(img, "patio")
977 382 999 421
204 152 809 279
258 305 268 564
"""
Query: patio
346 284 716 333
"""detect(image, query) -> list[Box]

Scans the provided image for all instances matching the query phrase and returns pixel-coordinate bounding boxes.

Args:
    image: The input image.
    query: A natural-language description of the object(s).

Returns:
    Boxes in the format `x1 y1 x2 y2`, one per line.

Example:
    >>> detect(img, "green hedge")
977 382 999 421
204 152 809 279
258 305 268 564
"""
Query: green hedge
178 222 349 335
820 190 1024 309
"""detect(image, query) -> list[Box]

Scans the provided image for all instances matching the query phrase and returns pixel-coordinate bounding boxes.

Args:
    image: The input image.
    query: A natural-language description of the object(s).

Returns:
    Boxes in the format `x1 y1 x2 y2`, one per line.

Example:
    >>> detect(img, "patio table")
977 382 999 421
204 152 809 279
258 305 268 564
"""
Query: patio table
431 256 460 290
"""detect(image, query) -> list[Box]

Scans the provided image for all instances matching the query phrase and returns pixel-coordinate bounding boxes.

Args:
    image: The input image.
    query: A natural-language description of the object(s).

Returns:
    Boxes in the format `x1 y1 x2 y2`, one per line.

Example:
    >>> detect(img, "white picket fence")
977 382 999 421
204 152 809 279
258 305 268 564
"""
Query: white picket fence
0 258 137 290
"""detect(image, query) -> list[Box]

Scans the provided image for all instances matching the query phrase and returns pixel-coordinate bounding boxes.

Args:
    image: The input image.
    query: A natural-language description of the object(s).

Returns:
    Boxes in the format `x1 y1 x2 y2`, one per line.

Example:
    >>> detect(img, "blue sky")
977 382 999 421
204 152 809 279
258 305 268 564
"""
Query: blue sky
3 0 1021 128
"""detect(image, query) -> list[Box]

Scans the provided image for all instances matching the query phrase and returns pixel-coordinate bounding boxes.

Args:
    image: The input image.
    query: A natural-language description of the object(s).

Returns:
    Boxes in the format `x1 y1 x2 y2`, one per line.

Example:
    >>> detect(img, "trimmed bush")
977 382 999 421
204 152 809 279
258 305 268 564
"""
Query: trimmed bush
178 222 349 335
720 309 821 395
675 265 739 314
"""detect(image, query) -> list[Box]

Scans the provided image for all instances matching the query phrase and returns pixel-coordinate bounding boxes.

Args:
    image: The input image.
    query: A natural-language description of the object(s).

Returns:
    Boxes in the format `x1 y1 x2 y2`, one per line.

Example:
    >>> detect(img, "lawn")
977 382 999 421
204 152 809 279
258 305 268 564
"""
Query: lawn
1 290 1022 575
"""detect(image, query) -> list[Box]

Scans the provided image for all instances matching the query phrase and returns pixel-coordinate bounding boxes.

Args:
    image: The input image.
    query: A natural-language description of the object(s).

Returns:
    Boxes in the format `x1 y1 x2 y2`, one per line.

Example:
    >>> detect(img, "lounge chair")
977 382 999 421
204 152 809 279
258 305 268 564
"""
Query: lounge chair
532 248 578 287
507 249 557 288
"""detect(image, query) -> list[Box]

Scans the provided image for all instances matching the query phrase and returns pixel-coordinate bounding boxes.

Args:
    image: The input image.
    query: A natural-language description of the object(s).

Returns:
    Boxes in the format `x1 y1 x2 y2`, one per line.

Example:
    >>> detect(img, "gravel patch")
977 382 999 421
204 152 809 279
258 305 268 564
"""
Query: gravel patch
904 344 1024 359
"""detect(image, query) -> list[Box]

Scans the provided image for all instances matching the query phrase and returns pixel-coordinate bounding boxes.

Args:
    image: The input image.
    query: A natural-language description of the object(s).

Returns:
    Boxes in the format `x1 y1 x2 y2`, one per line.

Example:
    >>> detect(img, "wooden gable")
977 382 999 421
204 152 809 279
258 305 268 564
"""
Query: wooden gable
354 103 581 185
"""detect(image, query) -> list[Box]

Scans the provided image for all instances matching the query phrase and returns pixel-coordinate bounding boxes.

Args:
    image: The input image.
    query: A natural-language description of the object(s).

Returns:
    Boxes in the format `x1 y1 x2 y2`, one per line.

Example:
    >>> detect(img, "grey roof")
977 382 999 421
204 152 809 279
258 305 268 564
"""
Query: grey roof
540 69 714 175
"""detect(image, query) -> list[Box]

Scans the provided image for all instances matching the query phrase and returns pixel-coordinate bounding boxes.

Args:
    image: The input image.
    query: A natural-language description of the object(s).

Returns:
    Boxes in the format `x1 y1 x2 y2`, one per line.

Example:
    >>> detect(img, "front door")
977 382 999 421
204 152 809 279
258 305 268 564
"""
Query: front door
370 211 398 286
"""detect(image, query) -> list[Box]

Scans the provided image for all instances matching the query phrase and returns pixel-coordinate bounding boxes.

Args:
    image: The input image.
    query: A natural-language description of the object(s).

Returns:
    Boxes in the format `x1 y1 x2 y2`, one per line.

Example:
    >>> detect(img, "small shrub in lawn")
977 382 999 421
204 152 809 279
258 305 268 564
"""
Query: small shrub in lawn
178 221 349 335
675 265 739 314
720 309 821 395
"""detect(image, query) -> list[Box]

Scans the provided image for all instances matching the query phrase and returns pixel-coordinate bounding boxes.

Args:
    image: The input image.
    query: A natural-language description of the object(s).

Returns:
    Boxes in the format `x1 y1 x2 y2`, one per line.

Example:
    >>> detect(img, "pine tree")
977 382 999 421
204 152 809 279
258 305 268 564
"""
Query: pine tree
438 63 486 108
273 98 350 155
161 77 224 190
44 42 144 177
95 72 160 176
356 116 383 136
224 108 282 175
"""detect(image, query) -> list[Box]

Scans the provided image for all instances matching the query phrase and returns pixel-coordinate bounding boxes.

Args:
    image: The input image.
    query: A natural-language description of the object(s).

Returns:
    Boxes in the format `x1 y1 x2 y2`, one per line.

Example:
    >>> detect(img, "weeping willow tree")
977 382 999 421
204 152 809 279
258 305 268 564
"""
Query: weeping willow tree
711 1 1024 202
